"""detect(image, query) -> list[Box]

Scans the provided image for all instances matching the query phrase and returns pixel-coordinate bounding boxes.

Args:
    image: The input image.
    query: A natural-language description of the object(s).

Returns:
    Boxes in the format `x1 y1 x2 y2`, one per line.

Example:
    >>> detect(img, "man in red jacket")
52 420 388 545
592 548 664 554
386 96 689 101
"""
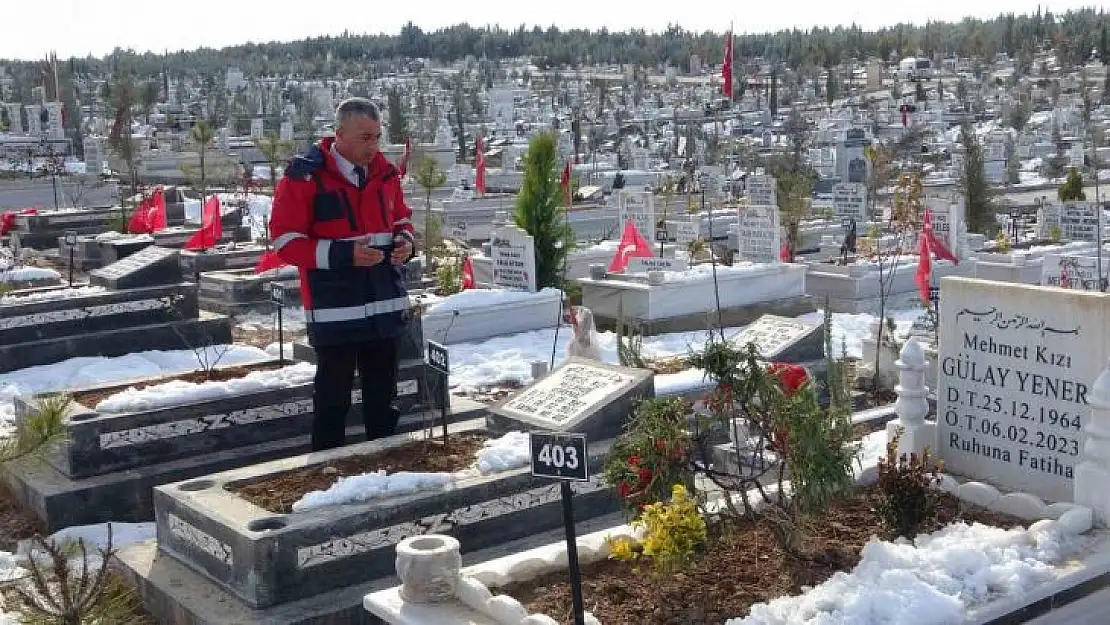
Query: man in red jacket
270 98 416 451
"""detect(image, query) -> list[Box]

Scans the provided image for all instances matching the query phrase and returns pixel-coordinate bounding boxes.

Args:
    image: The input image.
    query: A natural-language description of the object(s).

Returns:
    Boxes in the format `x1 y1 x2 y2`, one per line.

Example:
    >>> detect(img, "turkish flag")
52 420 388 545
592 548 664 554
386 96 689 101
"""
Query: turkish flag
474 136 486 195
722 29 734 100
922 208 958 265
914 231 932 304
127 194 153 234
253 249 287 273
608 221 655 273
560 160 572 207
461 255 475 289
779 242 792 262
146 186 167 232
184 196 222 251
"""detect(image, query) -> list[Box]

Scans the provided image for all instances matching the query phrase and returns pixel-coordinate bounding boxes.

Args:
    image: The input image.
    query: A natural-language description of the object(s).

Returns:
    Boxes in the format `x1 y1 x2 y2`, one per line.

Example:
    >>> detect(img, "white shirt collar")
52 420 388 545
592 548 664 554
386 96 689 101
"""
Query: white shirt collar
330 144 362 186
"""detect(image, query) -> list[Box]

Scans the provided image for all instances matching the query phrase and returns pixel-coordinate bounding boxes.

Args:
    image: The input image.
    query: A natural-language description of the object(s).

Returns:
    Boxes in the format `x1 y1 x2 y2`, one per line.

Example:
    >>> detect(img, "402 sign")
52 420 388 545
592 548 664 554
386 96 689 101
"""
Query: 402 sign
530 432 589 482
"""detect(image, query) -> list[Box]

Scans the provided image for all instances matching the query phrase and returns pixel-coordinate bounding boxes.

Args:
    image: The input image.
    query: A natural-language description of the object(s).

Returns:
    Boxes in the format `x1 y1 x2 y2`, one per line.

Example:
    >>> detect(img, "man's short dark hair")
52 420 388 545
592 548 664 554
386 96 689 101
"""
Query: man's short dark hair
335 98 381 126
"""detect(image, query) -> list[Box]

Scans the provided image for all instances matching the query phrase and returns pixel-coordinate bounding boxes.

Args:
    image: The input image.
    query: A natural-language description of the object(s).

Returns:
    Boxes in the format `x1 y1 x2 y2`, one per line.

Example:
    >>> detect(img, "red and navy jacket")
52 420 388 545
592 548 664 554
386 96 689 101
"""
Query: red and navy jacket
270 137 416 347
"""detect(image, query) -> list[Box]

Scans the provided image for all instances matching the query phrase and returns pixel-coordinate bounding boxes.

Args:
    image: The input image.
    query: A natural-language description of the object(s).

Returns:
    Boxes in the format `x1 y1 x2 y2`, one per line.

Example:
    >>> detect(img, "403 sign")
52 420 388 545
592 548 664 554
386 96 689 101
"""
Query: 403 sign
530 432 589 482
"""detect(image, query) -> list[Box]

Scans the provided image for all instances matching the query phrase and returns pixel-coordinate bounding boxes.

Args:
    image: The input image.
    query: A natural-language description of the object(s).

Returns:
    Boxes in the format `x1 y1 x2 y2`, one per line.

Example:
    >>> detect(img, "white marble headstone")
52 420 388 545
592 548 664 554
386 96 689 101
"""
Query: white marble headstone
489 225 537 292
618 190 656 242
937 277 1110 502
736 204 781 264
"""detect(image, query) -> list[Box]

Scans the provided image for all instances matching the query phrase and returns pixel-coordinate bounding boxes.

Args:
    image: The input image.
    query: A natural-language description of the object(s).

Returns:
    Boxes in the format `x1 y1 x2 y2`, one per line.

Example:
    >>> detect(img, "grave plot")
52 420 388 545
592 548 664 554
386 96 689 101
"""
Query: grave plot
179 243 269 276
0 246 231 372
5 347 484 530
116 359 652 623
199 267 302 314
7 206 150 252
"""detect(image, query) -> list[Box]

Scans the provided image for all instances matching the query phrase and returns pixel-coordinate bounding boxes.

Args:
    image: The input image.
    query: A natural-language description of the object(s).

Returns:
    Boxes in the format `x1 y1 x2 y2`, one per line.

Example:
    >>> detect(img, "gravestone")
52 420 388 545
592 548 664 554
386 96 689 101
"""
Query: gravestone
1059 203 1100 243
627 257 688 273
90 246 182 290
745 174 777 207
832 183 868 223
671 219 698 246
618 190 655 241
489 225 537 292
487 357 654 441
1042 253 1109 291
1036 203 1062 240
98 237 154 266
728 314 824 362
936 277 1110 503
736 204 781 263
926 196 966 255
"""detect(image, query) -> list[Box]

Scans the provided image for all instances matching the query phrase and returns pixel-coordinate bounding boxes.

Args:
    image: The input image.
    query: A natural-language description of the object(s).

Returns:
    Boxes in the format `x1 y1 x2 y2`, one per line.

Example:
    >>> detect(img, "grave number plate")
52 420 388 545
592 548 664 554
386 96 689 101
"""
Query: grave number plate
270 282 285 305
64 230 78 246
530 432 589 481
426 341 449 375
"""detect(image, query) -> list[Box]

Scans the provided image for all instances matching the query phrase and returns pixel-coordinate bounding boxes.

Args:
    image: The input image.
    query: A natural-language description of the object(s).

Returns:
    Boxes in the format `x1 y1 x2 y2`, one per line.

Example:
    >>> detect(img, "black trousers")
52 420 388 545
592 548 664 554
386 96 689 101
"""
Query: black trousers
311 339 400 451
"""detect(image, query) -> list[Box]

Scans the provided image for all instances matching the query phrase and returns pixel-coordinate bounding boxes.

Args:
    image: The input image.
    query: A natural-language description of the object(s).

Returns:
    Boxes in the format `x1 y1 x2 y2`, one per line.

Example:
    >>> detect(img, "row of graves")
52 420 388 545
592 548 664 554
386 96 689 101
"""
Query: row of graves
84 271 1110 624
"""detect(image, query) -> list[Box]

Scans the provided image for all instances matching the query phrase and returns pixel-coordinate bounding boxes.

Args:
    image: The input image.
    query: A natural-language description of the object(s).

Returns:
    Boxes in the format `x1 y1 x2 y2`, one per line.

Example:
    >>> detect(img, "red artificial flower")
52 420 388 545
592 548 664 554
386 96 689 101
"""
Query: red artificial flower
628 455 642 467
655 438 667 451
616 481 633 498
638 467 654 485
767 363 809 396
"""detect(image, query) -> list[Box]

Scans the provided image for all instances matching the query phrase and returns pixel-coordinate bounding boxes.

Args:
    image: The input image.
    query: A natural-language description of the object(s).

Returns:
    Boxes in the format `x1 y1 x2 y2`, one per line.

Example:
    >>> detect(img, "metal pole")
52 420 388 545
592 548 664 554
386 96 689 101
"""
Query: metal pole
68 246 74 286
560 481 586 625
277 305 284 365
1093 131 1105 291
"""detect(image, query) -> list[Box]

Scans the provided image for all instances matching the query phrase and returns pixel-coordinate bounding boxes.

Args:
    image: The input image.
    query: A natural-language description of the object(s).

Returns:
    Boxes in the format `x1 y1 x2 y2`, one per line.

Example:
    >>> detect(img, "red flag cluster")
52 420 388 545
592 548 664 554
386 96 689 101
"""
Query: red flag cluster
474 137 486 196
914 208 960 304
722 27 734 100
184 196 222 251
127 187 167 234
608 222 655 273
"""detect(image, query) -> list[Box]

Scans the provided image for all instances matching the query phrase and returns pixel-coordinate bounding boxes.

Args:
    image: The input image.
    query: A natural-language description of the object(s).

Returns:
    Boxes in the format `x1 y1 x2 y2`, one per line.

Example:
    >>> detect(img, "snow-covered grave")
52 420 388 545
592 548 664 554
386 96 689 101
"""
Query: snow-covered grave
580 262 811 335
974 241 1097 285
7 316 484 530
804 254 974 314
1039 246 1110 291
364 325 1107 625
0 246 233 373
115 418 621 621
469 239 684 284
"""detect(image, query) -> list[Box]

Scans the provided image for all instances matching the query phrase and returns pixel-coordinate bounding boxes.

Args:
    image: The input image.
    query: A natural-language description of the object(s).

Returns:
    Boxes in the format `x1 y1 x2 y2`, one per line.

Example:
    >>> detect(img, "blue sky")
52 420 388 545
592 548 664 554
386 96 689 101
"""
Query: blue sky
1 0 1102 60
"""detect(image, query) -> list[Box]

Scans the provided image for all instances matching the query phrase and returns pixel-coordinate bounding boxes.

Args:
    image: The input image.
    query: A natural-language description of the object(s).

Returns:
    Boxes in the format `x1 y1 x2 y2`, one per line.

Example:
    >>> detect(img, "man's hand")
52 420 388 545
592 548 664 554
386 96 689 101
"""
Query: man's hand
353 245 385 267
391 236 413 265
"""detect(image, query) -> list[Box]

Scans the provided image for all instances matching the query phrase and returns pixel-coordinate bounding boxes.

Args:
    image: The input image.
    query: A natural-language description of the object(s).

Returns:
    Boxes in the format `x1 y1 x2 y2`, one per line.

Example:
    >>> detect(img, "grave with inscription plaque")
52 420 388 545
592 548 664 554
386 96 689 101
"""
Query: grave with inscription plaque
728 314 823 362
489 225 537 292
0 246 232 372
487 357 655 440
936 277 1110 503
115 414 621 624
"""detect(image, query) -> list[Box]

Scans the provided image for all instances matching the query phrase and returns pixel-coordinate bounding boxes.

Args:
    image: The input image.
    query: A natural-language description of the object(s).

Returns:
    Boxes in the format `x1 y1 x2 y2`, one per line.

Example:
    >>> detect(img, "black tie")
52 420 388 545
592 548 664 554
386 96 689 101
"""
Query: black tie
353 165 366 189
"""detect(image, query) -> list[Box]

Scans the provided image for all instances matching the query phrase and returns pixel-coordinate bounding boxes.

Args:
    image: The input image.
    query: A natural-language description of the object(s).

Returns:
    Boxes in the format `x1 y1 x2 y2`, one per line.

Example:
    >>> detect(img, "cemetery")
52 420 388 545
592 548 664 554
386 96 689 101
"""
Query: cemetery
4 14 1110 625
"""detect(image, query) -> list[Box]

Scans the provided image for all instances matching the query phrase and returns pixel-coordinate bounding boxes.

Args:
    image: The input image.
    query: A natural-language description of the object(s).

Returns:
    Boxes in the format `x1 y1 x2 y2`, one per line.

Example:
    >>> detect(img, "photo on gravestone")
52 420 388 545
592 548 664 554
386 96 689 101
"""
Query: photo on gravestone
488 357 654 441
489 225 537 292
937 277 1110 503
728 314 824 362
736 204 781 264
89 246 182 290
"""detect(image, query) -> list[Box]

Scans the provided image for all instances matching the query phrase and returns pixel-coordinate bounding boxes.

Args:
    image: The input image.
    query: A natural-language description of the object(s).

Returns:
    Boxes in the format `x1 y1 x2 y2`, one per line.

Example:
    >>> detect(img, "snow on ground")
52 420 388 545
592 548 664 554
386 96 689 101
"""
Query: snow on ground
0 285 107 305
95 362 316 413
426 287 562 314
447 308 917 395
0 345 270 438
235 306 307 333
292 431 535 512
0 266 60 282
42 522 156 552
730 520 1082 625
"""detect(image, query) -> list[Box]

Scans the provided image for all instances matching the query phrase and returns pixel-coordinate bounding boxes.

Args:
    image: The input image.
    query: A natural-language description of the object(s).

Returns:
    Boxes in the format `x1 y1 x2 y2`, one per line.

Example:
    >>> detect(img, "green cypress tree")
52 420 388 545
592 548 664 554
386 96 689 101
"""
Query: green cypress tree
513 132 574 289
959 122 995 234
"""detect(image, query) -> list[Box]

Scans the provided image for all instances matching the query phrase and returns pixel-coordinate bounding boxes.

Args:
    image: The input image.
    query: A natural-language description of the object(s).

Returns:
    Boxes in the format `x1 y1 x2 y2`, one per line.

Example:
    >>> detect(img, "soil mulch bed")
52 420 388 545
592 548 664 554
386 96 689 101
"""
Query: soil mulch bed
0 482 41 552
70 362 286 409
504 487 1023 625
228 433 488 514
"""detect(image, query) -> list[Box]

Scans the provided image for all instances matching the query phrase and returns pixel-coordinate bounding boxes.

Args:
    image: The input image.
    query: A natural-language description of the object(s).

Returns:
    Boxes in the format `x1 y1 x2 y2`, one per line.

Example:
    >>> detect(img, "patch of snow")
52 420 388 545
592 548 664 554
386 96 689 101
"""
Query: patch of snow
292 432 537 512
0 550 26 583
235 307 307 333
730 520 1082 625
95 362 316 413
44 522 156 552
0 345 270 438
426 287 563 314
0 266 60 282
0 285 107 305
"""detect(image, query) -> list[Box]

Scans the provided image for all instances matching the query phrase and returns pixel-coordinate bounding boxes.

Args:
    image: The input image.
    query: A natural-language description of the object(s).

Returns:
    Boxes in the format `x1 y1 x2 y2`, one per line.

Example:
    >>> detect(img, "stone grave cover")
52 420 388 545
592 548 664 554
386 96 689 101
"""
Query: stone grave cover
90 245 182 290
728 314 823 362
487 357 654 441
937 277 1110 503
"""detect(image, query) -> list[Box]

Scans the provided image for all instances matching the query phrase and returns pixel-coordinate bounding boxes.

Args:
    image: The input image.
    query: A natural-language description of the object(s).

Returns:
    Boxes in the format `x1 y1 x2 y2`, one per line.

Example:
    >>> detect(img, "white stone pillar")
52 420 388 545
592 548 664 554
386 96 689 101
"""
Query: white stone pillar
885 338 935 457
394 534 462 603
1075 358 1110 527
